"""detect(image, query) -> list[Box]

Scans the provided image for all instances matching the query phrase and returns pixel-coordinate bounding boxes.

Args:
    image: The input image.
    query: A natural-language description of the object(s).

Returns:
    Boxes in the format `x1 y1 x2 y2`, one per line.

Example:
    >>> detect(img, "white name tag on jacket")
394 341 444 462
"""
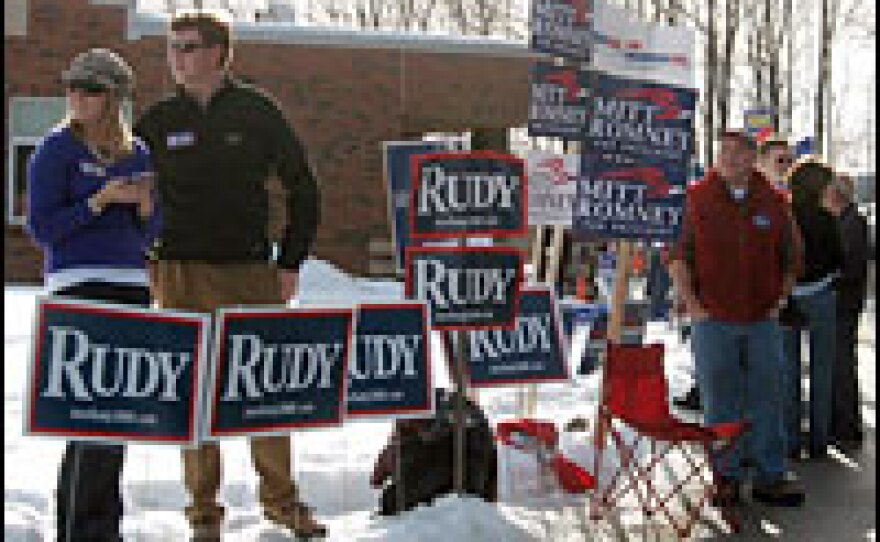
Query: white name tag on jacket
166 131 196 149
79 162 106 177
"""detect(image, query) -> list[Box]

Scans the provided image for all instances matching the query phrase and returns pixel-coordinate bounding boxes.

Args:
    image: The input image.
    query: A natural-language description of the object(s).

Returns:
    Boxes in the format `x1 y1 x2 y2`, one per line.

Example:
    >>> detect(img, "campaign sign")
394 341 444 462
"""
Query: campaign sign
583 70 696 169
531 0 594 63
559 300 607 376
383 141 447 273
462 286 568 387
591 0 695 88
26 297 210 445
575 154 686 240
405 246 524 330
558 300 645 375
744 106 775 140
206 308 353 439
529 63 591 139
410 151 527 239
348 302 434 419
527 151 580 227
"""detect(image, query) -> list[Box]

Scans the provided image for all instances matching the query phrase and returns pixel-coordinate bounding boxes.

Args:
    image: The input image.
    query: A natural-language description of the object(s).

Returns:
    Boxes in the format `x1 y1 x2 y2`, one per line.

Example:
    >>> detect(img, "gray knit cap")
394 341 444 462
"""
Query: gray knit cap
61 48 134 96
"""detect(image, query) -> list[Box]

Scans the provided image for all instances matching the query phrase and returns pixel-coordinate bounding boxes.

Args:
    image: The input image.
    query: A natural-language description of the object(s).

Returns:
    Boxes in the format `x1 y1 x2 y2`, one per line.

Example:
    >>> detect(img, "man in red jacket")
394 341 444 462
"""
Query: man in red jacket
670 131 805 507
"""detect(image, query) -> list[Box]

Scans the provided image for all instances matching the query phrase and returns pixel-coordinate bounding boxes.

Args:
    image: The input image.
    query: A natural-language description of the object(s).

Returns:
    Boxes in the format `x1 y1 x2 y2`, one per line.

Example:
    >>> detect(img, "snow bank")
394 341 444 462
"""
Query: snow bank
360 495 536 542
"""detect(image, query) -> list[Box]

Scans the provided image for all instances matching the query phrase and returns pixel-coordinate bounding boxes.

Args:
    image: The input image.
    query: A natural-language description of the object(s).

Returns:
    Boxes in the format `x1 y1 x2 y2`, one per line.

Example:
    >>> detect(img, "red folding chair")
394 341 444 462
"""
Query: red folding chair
591 343 748 539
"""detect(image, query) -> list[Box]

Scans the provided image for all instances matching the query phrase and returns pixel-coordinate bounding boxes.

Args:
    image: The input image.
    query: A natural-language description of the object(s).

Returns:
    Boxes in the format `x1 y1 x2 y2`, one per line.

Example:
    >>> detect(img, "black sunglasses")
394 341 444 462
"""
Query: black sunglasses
776 156 794 165
66 80 109 95
169 40 210 53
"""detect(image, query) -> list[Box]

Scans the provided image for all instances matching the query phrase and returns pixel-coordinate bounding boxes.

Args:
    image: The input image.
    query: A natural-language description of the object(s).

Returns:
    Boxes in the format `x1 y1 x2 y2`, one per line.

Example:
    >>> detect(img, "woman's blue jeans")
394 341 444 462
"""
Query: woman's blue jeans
782 286 837 456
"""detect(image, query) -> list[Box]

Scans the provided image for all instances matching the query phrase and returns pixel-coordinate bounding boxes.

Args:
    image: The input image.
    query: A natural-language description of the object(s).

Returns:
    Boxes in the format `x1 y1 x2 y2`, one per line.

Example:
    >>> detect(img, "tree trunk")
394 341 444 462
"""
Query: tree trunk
784 0 794 135
766 0 780 131
815 0 831 156
718 0 739 133
704 0 717 166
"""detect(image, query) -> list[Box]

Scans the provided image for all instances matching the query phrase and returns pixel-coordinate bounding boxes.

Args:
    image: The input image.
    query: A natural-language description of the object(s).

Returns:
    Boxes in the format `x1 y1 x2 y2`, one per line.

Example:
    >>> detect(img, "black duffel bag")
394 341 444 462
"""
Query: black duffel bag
370 388 497 516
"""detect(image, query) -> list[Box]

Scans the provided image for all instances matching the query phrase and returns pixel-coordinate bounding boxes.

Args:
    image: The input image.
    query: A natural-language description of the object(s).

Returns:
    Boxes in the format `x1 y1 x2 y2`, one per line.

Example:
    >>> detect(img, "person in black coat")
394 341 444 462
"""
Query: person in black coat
781 158 844 460
824 173 870 449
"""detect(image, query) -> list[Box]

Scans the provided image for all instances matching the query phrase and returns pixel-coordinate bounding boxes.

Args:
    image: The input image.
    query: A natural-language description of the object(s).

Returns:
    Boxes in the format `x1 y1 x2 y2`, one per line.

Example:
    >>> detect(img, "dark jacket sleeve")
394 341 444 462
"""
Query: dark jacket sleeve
837 208 870 314
271 109 320 270
134 146 163 245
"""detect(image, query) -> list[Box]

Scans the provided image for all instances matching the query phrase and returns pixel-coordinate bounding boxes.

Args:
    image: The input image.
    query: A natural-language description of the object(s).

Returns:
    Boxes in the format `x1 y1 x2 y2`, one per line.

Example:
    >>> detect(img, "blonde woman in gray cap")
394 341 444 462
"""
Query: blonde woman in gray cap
26 48 159 541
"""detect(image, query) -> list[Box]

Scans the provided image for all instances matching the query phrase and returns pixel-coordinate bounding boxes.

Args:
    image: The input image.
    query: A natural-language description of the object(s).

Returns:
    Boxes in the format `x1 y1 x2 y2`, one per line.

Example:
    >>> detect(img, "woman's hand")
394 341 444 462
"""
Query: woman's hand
90 177 141 212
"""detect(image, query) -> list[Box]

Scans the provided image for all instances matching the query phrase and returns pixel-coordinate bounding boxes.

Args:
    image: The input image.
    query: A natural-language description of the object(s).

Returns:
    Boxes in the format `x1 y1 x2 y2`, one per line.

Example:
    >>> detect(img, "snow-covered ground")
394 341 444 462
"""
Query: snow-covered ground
5 265 876 541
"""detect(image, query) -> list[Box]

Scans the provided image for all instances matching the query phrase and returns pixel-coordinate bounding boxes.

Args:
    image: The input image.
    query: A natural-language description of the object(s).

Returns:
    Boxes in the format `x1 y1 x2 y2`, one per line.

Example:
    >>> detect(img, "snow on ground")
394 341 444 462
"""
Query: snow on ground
5 269 876 540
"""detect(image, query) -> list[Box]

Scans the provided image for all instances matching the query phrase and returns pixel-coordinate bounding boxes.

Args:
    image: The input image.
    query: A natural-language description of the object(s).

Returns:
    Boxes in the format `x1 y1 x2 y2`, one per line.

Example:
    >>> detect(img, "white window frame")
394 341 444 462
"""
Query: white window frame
6 137 40 226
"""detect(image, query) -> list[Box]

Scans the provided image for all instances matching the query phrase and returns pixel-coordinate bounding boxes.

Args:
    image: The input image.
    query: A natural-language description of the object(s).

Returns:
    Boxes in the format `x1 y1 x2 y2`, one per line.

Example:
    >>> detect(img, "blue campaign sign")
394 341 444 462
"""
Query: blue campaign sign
559 300 607 376
383 141 447 274
405 246 524 330
26 297 211 445
410 151 527 239
348 302 434 419
531 0 594 63
574 154 686 240
558 300 646 375
206 308 353 439
583 70 696 170
529 63 591 139
462 286 568 387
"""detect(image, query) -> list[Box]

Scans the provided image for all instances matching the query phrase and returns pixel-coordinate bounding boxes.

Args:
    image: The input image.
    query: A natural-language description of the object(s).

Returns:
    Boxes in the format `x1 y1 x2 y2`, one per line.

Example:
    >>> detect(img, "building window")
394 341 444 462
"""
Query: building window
7 97 133 225
7 140 37 226
4 0 28 37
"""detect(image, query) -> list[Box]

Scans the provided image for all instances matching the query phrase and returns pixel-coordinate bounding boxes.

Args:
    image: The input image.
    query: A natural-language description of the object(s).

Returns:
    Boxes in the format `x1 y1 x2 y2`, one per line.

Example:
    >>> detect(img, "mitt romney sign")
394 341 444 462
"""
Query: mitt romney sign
405 246 524 330
529 63 591 139
531 0 594 62
26 298 210 445
462 286 568 387
206 308 353 439
348 302 434 419
575 156 685 240
583 70 696 169
410 151 527 239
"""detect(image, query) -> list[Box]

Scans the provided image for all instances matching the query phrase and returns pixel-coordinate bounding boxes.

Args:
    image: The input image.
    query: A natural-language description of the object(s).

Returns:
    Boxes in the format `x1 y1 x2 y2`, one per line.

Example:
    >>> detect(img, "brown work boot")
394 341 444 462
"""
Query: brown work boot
190 522 222 542
264 501 328 539
185 503 224 541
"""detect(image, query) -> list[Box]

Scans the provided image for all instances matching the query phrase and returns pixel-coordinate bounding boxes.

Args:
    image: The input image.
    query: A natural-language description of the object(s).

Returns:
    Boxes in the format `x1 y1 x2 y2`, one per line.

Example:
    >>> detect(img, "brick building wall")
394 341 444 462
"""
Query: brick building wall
5 0 533 283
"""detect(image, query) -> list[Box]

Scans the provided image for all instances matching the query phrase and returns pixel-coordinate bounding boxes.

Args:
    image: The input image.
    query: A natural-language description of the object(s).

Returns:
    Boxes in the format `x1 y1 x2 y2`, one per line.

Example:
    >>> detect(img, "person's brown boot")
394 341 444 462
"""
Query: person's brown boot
264 501 328 539
190 522 222 542
186 503 224 542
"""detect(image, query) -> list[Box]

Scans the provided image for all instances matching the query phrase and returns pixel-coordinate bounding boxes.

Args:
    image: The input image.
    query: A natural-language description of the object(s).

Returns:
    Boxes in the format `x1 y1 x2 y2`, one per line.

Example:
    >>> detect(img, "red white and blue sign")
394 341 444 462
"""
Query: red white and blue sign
206 308 353 439
409 151 527 239
559 300 606 376
583 70 696 169
460 286 568 387
529 63 591 140
575 155 686 240
404 246 524 330
383 140 447 273
348 302 434 419
25 297 211 445
531 0 594 63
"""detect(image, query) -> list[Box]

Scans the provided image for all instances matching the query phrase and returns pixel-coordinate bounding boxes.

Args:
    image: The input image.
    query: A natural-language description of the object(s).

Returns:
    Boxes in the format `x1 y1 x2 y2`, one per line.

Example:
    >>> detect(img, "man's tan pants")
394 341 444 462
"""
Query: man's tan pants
152 261 298 527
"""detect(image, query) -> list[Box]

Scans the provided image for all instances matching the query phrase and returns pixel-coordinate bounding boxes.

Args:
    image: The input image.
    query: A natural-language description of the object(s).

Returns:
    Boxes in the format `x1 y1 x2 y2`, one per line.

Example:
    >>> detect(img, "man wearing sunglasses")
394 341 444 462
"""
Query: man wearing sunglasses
757 136 795 191
134 10 324 541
